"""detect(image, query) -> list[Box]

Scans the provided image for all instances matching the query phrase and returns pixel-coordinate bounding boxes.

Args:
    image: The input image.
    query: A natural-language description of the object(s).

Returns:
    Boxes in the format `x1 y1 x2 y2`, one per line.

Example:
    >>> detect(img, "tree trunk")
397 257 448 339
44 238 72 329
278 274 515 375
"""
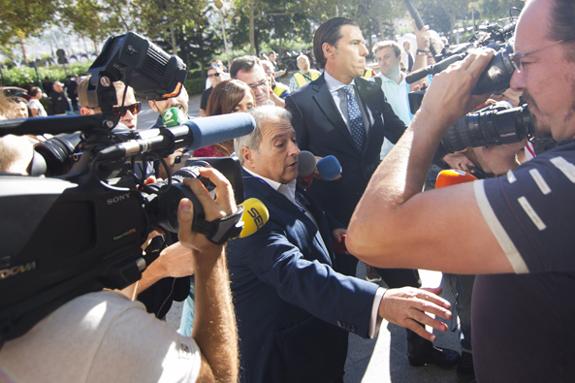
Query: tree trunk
170 27 179 56
249 0 256 54
18 35 28 64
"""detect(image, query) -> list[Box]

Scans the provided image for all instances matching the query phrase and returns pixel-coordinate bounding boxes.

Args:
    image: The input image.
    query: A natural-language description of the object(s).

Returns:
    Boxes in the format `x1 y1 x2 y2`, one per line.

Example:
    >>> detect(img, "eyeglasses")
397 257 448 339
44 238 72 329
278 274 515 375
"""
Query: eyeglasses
207 72 221 78
247 79 268 90
112 102 141 118
509 40 564 72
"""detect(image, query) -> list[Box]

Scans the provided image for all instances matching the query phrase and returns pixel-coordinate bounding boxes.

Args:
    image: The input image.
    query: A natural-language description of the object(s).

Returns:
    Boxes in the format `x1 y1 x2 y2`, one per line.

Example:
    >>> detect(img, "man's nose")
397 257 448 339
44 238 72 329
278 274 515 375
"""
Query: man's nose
509 69 525 91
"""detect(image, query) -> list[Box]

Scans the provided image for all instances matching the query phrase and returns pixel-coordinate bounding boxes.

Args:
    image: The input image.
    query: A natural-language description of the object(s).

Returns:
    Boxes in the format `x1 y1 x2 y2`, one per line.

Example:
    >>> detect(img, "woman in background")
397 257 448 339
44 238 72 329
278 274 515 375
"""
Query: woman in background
193 80 254 157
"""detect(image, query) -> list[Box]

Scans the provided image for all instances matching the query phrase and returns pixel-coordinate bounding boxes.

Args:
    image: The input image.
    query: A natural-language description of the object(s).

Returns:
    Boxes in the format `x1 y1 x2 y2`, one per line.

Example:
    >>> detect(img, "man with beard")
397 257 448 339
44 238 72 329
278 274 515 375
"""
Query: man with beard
347 0 575 381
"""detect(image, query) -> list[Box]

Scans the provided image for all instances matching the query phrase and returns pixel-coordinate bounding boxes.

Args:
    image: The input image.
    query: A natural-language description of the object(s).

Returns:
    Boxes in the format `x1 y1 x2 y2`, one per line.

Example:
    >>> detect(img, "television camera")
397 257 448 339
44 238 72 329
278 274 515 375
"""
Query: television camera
0 32 255 343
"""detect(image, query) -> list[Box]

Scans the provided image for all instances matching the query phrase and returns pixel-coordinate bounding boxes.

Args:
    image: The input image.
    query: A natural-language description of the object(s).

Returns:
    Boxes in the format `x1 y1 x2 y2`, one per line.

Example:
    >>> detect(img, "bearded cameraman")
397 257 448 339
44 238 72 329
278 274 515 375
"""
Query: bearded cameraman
347 0 575 381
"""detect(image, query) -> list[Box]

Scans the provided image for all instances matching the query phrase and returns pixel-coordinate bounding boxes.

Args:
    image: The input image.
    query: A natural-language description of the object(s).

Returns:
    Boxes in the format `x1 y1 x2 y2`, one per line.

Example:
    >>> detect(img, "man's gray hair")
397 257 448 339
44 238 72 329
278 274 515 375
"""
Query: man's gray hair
234 105 292 164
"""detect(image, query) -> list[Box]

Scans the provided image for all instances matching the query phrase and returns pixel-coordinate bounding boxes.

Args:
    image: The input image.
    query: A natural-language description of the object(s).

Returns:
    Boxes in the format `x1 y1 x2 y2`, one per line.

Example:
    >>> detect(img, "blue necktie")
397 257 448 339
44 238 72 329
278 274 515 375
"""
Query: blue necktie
341 84 365 149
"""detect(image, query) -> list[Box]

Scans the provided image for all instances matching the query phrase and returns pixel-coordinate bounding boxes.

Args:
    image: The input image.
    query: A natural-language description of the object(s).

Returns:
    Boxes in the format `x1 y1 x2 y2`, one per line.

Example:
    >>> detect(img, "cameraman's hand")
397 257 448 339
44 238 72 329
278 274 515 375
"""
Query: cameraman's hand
418 49 494 133
177 167 237 254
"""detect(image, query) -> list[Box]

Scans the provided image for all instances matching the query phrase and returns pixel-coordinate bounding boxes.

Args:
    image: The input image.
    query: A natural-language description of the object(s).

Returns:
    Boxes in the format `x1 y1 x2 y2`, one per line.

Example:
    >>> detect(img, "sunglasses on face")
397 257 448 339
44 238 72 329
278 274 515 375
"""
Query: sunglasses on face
112 102 141 118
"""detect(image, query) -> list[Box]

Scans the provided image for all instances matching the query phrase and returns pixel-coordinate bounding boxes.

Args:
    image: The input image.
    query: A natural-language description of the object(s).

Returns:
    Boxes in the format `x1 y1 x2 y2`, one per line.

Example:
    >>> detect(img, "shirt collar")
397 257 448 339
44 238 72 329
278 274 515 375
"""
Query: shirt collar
243 166 297 202
377 71 406 85
324 70 355 92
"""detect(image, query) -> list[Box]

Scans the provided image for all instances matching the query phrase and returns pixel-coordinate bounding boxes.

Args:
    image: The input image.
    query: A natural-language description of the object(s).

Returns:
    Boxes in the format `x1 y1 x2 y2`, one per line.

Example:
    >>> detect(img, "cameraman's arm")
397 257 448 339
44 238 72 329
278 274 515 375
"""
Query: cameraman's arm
347 50 515 274
178 169 238 383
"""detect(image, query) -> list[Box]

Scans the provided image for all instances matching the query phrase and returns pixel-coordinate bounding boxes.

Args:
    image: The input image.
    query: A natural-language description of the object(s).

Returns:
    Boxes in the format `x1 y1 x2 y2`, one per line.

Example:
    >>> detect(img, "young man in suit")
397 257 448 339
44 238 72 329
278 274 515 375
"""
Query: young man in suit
285 17 459 368
227 105 452 382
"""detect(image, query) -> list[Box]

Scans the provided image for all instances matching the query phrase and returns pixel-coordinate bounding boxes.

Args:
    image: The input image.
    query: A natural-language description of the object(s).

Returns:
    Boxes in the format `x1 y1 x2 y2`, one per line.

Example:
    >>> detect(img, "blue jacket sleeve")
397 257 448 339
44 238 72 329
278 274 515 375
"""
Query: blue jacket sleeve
227 223 379 338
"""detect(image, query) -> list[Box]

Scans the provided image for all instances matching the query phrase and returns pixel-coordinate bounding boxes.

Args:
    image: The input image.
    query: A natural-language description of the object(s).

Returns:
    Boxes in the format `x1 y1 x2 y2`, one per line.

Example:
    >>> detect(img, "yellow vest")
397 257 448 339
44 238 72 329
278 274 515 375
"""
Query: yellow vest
273 82 290 98
362 69 376 79
293 70 321 89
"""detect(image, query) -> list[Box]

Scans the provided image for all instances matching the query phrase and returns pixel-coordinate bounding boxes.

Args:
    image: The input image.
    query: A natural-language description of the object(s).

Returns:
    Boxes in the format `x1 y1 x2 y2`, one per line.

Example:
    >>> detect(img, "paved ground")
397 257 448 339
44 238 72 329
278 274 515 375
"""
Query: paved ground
148 94 475 382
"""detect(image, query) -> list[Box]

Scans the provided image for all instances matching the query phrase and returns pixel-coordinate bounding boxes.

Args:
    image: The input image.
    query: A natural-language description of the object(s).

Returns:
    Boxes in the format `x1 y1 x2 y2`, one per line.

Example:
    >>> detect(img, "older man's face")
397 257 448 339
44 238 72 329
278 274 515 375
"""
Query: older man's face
244 117 300 183
235 65 271 106
510 0 575 141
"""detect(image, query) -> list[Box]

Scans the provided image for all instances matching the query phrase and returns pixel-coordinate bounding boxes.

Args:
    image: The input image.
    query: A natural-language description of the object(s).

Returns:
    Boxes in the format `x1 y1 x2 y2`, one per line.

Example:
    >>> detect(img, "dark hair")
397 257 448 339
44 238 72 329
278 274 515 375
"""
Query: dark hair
230 55 260 78
549 0 575 60
313 17 357 68
206 80 251 116
29 87 42 98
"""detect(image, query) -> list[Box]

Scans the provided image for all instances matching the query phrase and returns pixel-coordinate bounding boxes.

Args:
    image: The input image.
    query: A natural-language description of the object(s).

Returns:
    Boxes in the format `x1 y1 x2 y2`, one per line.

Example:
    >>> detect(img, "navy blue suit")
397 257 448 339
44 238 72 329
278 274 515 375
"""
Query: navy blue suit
227 172 379 383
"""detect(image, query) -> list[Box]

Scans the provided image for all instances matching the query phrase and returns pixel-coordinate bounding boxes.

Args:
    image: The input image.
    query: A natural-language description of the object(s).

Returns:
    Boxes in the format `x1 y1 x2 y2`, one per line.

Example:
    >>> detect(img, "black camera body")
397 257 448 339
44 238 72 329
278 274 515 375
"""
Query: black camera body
0 33 254 343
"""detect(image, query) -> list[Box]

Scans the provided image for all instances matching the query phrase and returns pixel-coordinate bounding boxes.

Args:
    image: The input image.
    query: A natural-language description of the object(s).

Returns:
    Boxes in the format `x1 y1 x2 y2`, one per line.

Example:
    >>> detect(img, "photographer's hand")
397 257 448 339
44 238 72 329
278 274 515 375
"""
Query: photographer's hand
176 167 238 383
418 49 494 132
348 48 515 274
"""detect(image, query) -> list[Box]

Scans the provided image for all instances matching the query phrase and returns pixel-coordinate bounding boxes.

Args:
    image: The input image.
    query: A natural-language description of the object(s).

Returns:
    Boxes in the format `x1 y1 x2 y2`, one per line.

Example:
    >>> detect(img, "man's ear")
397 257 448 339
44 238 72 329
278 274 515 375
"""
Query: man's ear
241 146 254 167
322 42 334 61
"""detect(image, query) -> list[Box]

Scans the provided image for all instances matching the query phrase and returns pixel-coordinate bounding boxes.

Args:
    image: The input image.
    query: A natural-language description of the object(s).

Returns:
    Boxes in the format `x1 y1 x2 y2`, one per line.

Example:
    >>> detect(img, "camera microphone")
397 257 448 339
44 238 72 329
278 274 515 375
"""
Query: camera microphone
97 113 255 161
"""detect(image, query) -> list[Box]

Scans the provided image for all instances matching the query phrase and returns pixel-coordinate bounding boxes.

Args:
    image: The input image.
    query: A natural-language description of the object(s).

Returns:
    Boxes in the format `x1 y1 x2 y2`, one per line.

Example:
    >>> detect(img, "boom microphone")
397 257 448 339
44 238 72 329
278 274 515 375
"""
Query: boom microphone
97 112 255 161
238 198 270 238
406 53 467 84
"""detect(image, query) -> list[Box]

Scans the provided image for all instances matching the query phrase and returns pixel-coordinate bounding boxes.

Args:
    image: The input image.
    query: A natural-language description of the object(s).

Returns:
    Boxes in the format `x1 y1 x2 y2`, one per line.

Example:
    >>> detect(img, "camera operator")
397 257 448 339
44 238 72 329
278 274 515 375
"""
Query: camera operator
0 158 239 382
347 0 575 381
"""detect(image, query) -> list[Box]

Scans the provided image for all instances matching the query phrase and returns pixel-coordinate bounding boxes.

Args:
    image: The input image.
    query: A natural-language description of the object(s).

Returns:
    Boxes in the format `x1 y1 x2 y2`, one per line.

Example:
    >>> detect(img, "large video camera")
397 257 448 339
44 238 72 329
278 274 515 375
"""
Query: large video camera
0 32 254 343
441 101 533 153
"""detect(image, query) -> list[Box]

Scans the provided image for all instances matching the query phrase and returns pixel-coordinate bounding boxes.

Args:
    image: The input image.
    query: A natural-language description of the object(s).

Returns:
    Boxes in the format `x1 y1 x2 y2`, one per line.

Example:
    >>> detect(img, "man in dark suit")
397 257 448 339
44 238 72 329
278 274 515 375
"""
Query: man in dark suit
227 105 452 382
285 17 459 368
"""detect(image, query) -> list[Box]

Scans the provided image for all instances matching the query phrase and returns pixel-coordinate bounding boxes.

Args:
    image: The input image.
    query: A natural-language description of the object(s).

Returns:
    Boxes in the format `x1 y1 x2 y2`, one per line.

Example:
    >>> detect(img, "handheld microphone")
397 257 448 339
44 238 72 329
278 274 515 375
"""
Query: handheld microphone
298 151 342 181
238 198 270 238
298 150 317 177
406 53 467 84
97 113 255 161
161 107 188 128
435 169 477 189
316 155 342 181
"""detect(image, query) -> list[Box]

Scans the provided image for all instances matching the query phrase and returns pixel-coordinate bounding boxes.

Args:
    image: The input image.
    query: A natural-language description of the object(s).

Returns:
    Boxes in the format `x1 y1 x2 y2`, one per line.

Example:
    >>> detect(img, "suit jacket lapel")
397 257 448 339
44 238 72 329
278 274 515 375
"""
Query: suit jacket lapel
356 77 384 155
242 172 333 265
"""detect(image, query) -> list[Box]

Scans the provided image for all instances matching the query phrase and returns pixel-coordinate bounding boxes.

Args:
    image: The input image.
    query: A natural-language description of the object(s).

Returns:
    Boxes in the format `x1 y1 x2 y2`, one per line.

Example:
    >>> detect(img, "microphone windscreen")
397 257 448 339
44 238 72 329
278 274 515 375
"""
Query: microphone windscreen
183 113 255 151
435 169 477 189
161 107 188 127
317 155 342 181
298 150 317 177
239 198 270 238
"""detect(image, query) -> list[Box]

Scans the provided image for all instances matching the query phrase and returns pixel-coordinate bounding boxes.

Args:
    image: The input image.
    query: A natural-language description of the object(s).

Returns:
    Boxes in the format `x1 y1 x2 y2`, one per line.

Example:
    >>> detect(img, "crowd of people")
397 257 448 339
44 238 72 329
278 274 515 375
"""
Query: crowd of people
1 0 574 382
